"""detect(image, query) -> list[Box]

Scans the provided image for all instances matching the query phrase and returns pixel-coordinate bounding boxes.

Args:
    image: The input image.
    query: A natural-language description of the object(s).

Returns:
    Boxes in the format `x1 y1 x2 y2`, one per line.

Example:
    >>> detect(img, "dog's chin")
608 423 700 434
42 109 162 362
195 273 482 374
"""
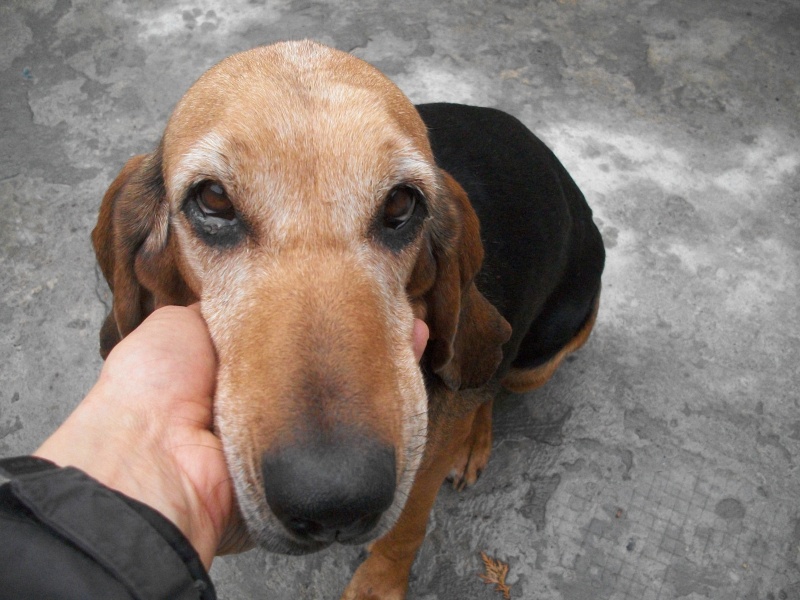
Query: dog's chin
248 524 386 556
262 535 333 556
243 521 329 555
241 503 400 556
234 463 411 555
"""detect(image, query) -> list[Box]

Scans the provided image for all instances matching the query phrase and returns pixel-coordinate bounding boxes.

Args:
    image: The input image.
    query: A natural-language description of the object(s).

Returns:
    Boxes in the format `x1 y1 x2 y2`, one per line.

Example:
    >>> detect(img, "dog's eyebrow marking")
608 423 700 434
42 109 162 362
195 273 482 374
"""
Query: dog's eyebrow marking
170 131 231 199
391 153 438 187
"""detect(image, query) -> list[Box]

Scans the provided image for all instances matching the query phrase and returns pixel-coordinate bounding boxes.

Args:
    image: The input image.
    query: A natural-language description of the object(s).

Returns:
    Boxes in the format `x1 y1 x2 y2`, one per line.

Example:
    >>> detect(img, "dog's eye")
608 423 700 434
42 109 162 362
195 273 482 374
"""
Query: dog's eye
373 184 427 252
184 180 247 248
383 186 419 230
197 182 235 220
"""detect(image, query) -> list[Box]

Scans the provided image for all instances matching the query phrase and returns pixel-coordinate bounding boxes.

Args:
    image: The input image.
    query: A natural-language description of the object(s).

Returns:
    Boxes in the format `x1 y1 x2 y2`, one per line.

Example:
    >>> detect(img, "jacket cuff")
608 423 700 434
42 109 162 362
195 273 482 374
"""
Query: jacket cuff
6 465 216 600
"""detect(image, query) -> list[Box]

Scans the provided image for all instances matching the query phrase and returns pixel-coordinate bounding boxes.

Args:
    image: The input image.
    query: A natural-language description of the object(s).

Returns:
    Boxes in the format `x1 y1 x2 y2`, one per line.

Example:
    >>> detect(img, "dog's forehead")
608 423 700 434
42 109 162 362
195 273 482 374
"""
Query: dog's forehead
162 42 431 179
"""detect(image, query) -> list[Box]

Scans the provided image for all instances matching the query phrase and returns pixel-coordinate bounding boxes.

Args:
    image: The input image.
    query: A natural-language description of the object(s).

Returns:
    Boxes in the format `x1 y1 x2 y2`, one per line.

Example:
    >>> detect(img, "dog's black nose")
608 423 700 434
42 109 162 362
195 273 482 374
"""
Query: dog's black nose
261 434 396 544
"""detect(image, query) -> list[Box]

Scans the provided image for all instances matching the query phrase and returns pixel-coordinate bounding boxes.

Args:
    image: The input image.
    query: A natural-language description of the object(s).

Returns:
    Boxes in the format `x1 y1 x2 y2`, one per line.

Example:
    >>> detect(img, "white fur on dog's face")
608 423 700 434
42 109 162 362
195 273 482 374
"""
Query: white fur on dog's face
160 41 439 553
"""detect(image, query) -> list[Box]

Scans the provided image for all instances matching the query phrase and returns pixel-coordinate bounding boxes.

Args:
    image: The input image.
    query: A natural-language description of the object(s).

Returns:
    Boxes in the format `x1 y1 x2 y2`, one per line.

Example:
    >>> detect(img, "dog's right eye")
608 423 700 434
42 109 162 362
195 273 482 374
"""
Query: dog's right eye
184 181 247 248
196 182 235 220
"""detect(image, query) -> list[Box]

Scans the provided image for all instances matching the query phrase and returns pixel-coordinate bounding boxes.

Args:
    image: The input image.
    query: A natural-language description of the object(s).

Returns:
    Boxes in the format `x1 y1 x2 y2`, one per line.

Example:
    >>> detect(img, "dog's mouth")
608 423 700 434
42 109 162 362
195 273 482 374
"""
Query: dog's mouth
278 510 388 546
257 514 388 556
260 532 334 556
235 481 401 556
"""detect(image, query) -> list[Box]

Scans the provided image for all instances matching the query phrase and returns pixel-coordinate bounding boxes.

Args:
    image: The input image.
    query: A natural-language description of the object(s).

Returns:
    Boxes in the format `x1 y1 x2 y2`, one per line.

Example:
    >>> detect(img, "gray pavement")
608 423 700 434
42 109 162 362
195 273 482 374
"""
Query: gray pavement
1 1 799 598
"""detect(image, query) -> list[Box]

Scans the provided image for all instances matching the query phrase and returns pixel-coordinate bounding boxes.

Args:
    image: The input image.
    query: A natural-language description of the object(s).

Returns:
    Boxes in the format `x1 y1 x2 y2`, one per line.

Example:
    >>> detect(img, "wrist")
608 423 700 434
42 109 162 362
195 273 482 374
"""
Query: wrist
34 381 221 567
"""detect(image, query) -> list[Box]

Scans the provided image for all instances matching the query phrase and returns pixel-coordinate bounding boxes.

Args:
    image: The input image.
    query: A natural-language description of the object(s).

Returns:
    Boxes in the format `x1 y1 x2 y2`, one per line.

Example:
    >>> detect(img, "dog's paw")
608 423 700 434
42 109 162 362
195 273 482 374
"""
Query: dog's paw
447 401 493 491
341 553 409 600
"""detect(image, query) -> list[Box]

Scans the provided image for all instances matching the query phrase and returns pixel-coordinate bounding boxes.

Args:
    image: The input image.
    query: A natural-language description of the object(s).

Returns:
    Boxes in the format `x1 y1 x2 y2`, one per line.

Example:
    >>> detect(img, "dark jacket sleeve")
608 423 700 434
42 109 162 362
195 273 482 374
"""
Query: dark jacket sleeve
0 461 216 600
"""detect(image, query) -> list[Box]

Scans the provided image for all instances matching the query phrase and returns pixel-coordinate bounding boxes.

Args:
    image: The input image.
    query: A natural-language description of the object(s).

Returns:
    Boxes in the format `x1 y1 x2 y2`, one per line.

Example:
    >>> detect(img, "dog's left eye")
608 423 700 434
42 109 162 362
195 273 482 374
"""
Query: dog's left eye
373 185 427 252
196 182 235 220
382 186 420 230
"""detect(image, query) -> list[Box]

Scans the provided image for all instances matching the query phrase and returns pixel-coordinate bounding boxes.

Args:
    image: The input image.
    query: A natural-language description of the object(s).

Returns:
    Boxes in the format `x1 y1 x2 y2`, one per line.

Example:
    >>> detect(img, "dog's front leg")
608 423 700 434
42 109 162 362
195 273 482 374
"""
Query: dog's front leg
341 401 480 600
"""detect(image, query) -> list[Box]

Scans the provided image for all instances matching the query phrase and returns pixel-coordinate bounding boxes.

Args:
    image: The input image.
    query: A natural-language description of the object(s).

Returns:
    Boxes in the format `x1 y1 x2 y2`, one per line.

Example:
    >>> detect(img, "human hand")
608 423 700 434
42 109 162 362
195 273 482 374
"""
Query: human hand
35 305 230 568
35 305 429 568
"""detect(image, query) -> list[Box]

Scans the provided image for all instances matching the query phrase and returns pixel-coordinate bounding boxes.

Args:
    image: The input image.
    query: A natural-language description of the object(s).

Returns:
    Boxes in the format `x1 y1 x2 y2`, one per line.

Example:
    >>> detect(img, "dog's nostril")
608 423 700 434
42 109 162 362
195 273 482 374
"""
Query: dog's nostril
261 433 396 545
287 517 324 540
285 512 383 544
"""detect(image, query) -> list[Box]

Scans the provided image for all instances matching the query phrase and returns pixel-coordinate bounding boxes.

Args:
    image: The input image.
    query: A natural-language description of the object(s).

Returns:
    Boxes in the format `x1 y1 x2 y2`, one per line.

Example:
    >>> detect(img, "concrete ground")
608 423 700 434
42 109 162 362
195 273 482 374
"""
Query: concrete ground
1 0 799 598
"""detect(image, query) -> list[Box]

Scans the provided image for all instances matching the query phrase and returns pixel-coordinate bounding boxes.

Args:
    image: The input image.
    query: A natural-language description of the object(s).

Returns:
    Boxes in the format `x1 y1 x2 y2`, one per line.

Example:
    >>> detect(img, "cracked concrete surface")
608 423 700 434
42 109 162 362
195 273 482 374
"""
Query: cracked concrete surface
1 1 799 598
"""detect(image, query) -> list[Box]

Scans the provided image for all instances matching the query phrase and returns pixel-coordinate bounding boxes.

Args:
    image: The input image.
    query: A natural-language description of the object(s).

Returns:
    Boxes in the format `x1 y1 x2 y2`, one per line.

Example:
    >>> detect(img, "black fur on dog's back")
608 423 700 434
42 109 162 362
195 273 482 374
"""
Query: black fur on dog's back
417 103 605 376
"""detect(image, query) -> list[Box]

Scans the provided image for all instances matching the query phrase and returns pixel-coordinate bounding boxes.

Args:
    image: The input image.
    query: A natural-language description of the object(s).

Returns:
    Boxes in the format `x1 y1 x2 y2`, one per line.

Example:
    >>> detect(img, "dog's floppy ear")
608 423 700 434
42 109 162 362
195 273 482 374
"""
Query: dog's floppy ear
92 146 193 358
412 171 512 391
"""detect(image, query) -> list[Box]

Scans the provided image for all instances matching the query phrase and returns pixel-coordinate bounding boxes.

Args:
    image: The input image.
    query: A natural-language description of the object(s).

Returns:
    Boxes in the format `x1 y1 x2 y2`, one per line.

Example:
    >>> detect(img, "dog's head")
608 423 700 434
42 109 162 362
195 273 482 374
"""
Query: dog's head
92 41 510 554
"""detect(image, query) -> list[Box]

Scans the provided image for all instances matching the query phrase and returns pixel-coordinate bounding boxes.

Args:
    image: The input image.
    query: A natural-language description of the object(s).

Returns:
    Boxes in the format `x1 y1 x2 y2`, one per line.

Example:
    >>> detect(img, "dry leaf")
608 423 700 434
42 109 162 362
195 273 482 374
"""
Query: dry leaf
479 551 511 599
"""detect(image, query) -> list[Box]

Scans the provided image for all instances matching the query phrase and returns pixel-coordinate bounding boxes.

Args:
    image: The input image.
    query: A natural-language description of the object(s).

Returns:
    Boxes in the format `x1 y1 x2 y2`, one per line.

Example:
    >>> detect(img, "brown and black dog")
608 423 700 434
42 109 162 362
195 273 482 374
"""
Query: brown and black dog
92 40 604 599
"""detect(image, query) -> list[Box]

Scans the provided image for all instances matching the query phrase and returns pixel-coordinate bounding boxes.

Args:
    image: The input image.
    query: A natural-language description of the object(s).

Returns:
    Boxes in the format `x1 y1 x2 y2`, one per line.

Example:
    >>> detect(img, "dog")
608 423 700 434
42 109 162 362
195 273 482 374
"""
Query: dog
92 40 604 599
